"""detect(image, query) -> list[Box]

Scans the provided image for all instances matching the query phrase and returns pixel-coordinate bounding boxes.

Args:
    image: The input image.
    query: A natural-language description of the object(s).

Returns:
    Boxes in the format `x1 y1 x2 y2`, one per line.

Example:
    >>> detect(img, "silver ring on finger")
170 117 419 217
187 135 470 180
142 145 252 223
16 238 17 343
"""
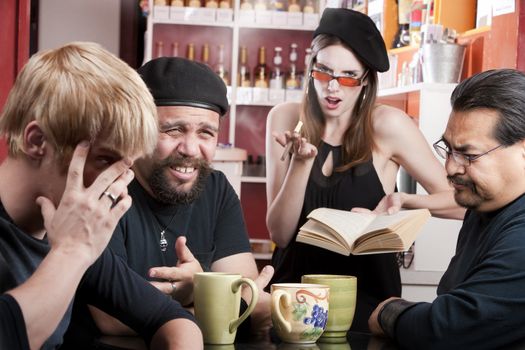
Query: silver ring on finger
102 191 118 207
171 281 177 295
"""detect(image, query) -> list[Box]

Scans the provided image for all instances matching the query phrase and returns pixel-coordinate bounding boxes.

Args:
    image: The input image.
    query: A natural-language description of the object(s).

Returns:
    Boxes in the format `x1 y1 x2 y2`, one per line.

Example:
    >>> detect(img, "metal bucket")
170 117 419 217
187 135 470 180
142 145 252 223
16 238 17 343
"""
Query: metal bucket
422 43 466 84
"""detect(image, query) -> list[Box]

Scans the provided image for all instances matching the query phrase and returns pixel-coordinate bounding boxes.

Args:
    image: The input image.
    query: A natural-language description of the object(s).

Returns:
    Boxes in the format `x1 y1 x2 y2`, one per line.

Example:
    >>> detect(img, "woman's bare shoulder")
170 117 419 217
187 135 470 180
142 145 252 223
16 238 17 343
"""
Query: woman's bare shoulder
372 104 417 136
267 101 302 131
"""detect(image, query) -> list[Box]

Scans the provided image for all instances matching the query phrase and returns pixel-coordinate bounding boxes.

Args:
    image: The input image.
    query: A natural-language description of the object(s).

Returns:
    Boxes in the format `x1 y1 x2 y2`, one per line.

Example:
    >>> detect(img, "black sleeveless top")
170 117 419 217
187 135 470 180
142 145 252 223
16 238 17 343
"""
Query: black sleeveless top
270 141 401 332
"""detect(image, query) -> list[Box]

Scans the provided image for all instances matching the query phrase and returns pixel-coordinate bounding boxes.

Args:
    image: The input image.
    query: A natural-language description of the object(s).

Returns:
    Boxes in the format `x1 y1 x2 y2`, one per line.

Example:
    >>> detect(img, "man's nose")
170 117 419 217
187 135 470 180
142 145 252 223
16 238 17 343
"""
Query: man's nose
445 156 466 177
176 134 199 157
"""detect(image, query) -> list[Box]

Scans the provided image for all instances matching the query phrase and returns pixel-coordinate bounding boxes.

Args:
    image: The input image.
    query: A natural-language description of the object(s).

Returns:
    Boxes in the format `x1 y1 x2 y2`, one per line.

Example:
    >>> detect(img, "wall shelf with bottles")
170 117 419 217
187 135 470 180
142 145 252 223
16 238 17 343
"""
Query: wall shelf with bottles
149 14 318 30
146 0 322 149
151 17 235 27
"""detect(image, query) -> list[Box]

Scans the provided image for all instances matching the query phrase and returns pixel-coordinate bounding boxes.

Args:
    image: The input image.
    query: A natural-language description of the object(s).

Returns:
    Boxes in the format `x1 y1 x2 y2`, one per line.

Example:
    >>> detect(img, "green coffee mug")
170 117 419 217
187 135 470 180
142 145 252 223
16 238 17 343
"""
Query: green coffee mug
301 275 357 339
194 272 258 344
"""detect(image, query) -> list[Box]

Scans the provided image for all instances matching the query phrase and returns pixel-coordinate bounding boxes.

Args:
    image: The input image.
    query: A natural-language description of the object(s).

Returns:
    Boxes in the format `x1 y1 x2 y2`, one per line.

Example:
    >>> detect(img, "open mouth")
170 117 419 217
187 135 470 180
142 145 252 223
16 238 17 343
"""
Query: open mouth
172 166 196 174
325 96 341 109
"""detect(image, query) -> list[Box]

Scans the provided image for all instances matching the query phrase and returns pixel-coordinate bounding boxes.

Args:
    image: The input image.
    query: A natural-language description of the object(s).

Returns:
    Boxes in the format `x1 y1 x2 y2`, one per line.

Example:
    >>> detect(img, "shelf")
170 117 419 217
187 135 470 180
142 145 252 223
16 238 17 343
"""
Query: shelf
152 18 234 27
237 101 276 107
151 19 317 31
238 23 317 31
378 82 458 98
241 176 266 183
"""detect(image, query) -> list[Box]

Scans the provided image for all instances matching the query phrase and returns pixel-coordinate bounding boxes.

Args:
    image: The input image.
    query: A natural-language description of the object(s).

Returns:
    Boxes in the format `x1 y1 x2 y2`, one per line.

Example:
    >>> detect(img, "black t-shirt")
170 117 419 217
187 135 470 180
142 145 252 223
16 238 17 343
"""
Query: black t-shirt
0 294 30 350
0 202 195 349
108 172 251 276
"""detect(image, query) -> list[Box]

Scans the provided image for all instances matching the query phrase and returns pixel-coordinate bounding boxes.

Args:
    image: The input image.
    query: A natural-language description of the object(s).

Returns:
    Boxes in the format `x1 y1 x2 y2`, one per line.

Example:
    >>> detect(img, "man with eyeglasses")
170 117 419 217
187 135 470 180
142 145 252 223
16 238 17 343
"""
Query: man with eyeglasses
368 68 525 349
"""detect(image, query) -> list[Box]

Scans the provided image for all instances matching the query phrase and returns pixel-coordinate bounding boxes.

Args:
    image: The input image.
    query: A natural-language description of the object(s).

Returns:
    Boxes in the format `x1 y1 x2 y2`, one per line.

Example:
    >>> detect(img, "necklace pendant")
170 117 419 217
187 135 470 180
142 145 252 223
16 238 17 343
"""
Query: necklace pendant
159 230 168 252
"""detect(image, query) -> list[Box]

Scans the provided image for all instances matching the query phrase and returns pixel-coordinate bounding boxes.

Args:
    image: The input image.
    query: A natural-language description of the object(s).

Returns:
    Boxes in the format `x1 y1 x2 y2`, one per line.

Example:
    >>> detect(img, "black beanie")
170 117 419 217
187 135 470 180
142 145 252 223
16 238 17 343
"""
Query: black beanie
313 8 389 72
138 57 229 116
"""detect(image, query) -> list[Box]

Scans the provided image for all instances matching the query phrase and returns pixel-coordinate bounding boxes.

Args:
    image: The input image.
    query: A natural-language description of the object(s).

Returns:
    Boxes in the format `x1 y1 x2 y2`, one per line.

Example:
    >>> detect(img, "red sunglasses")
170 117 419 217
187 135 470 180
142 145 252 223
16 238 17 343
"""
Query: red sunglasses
311 69 368 87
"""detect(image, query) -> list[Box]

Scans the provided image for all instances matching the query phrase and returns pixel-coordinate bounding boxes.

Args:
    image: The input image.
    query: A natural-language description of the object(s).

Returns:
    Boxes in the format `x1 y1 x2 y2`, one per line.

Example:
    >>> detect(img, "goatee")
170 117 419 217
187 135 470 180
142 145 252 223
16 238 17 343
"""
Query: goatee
148 155 212 205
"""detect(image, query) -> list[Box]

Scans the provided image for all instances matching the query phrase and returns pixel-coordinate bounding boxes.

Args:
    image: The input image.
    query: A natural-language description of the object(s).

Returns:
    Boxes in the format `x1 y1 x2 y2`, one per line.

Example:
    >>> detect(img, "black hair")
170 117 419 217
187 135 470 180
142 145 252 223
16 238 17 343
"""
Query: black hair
451 68 525 145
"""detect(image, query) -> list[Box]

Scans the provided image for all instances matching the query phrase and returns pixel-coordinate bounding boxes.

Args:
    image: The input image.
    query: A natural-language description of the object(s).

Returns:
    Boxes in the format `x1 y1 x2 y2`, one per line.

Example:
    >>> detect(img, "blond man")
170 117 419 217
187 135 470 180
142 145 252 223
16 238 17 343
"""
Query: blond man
0 42 202 350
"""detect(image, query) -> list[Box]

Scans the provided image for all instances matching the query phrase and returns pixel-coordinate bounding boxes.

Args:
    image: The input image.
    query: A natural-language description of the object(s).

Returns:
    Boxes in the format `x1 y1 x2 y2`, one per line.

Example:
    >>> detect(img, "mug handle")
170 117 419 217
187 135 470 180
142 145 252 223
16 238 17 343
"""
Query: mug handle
229 277 259 333
271 289 292 333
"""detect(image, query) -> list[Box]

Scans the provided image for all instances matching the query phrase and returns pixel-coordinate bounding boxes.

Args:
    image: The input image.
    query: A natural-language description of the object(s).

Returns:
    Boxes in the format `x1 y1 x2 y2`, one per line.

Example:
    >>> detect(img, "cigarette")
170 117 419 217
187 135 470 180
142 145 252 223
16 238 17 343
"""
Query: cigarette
280 121 303 161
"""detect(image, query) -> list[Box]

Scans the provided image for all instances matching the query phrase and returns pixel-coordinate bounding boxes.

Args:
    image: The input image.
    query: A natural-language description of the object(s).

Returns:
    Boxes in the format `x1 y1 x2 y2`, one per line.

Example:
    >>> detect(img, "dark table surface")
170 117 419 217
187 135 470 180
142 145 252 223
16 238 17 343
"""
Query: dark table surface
98 331 398 350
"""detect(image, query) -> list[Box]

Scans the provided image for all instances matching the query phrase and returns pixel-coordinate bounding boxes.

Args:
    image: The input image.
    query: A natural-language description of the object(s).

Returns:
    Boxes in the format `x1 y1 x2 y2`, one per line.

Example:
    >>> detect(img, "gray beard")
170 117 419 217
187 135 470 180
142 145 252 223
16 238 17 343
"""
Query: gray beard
147 157 212 205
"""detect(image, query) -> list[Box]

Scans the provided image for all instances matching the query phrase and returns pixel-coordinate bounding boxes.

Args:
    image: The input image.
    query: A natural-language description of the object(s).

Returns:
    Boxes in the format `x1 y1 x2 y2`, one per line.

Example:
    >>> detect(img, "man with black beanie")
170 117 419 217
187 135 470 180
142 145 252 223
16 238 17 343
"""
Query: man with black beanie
88 57 274 340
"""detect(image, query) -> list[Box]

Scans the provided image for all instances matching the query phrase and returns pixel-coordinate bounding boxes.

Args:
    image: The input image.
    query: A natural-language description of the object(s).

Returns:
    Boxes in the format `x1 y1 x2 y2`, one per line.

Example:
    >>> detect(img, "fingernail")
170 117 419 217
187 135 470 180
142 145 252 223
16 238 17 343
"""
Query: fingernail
124 158 132 166
79 140 90 148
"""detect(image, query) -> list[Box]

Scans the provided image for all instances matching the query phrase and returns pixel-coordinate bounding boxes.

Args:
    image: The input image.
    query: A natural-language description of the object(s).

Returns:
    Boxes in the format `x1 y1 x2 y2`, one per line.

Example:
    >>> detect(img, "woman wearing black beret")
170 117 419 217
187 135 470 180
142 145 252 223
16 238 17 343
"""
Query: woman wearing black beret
265 8 465 332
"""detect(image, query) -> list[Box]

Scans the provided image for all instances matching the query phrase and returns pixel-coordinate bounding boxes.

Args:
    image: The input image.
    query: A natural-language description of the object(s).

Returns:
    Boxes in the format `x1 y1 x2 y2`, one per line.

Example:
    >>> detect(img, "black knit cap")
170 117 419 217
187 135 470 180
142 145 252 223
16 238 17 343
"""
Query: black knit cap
313 8 389 72
138 57 229 116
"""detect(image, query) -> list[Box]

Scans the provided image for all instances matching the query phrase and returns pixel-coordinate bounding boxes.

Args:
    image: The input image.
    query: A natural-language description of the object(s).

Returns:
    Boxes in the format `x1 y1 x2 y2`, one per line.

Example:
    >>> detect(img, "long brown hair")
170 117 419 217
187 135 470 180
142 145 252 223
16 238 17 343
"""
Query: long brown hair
301 34 378 172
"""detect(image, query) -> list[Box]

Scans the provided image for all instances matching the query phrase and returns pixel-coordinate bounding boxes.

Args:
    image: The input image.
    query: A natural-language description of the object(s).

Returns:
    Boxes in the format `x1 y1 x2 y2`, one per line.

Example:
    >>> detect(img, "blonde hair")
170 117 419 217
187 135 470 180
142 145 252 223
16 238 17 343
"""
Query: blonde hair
301 34 378 171
0 41 158 163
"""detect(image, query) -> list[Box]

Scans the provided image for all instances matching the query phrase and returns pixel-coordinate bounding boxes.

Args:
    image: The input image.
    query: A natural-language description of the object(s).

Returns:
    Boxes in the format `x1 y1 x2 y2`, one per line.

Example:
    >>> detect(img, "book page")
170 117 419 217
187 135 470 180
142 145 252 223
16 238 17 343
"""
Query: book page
307 208 376 247
353 209 430 254
363 209 427 234
296 231 351 256
300 220 349 248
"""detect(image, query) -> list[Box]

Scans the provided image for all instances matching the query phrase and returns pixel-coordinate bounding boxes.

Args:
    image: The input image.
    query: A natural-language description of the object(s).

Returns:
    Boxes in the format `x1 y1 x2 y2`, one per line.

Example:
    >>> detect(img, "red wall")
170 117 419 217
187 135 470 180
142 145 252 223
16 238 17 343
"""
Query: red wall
0 0 31 162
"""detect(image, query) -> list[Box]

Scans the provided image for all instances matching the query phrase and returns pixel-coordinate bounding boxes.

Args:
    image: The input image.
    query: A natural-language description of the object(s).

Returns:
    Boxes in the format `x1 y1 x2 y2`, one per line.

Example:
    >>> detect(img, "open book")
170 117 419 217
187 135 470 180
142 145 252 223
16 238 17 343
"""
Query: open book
296 208 431 256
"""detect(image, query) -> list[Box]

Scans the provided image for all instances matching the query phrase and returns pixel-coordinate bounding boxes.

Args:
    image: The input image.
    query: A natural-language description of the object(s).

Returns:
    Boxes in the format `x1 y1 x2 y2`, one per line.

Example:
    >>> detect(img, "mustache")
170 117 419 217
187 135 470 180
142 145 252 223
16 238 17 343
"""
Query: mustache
447 175 475 190
158 155 208 169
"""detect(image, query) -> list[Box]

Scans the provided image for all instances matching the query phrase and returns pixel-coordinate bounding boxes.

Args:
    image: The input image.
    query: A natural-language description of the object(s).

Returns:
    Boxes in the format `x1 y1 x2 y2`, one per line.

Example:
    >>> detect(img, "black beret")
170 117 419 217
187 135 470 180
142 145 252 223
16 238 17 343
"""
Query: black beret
138 57 229 116
313 8 389 73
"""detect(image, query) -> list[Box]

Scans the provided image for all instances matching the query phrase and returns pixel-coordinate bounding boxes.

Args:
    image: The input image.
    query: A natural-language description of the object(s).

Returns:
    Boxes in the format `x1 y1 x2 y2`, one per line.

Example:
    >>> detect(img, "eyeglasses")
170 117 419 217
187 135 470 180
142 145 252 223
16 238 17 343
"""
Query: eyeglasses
311 69 368 87
432 139 504 166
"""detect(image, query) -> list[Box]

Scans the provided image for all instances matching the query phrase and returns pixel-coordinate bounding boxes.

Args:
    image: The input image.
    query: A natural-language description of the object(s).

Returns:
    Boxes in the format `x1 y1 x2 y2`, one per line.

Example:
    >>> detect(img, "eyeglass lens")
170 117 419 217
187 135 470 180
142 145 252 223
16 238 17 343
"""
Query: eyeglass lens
311 70 363 87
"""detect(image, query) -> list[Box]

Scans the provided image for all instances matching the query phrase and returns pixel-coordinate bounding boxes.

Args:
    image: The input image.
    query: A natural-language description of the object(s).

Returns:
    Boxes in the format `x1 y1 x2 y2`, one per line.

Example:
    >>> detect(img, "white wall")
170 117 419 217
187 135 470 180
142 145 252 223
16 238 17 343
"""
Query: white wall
38 0 120 55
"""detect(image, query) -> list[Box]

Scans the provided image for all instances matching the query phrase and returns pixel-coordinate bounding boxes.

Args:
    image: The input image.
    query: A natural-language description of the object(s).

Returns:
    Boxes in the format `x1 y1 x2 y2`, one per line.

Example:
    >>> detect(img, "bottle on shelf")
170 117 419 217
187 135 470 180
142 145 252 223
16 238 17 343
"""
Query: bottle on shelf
409 0 424 46
205 0 219 8
285 43 300 90
186 43 195 61
303 0 316 13
171 0 184 7
201 43 211 66
287 0 301 12
240 0 253 10
304 47 312 67
347 0 366 13
301 47 312 89
186 0 202 7
171 42 179 57
254 0 267 11
238 46 252 87
270 0 286 11
253 46 269 88
393 0 411 48
155 41 164 58
269 47 284 90
215 44 229 86
219 0 231 8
